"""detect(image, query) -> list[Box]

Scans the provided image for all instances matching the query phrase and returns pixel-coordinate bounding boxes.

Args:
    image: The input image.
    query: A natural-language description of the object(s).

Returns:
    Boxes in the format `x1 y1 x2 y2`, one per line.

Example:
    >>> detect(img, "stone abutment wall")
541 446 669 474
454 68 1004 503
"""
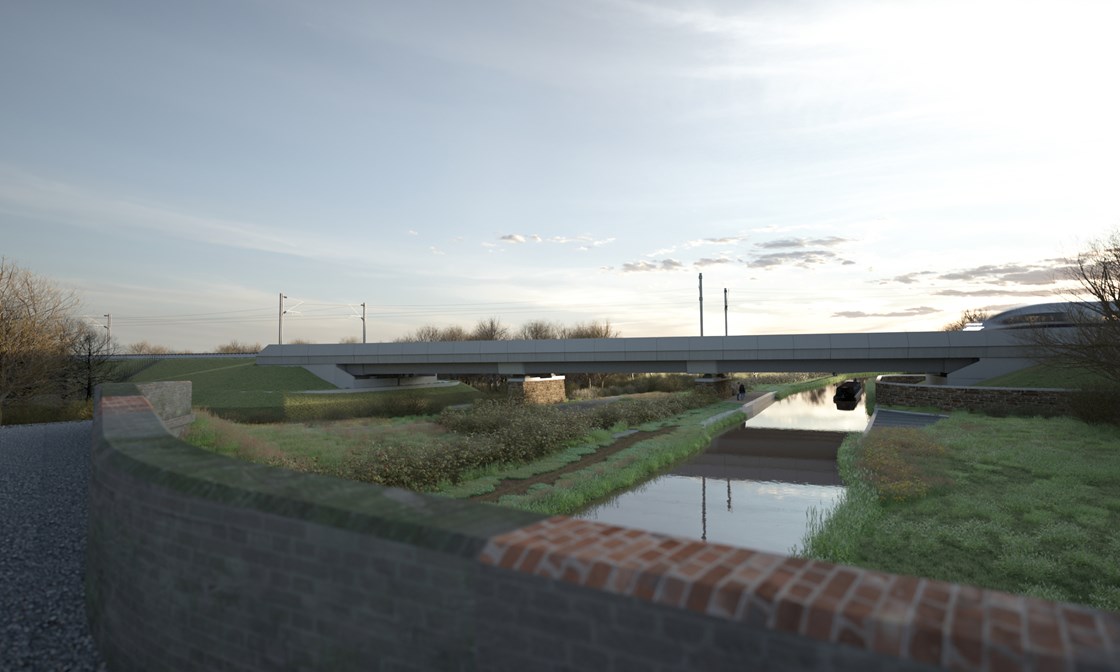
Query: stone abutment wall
506 375 567 404
876 376 1076 414
86 383 1120 671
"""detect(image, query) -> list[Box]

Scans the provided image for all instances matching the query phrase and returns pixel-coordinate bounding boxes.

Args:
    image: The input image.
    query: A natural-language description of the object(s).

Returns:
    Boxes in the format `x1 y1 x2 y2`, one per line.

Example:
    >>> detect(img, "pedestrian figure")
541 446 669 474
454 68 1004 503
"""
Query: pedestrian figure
737 383 746 401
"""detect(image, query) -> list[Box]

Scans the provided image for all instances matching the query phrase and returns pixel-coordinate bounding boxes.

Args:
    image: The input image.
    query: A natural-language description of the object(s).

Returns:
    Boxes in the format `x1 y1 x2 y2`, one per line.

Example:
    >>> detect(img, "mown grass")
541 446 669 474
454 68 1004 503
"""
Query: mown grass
800 414 1120 610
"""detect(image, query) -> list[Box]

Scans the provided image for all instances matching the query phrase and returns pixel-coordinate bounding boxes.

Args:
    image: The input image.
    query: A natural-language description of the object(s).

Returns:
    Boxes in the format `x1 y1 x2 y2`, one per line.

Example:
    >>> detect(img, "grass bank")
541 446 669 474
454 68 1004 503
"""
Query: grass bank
481 403 746 515
800 413 1120 610
434 400 743 512
185 391 727 492
130 357 481 421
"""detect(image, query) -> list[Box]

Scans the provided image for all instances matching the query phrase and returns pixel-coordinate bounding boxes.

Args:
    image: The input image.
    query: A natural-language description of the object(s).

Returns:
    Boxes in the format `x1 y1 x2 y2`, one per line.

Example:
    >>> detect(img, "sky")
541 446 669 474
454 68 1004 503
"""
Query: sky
2 0 1118 351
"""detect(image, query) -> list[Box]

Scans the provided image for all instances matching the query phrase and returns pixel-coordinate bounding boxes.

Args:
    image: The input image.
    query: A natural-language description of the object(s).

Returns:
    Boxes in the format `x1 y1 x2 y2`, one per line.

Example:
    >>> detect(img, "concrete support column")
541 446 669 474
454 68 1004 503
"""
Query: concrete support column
507 375 567 404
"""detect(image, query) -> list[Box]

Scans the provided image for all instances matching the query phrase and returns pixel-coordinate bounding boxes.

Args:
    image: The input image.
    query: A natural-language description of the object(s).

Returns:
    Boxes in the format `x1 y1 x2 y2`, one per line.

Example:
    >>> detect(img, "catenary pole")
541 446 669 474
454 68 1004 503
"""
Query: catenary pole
279 292 286 345
723 288 728 336
698 273 704 337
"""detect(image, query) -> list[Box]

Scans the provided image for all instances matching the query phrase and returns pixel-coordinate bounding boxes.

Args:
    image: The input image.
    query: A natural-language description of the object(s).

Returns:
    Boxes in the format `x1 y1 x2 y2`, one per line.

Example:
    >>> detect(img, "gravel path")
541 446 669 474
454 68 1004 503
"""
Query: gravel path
1 421 107 672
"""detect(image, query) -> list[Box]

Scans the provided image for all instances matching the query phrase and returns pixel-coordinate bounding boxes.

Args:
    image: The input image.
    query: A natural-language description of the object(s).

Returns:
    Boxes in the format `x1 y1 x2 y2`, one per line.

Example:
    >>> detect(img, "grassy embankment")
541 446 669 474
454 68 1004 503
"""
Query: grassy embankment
183 371 869 516
131 358 482 422
185 391 741 505
801 372 1120 610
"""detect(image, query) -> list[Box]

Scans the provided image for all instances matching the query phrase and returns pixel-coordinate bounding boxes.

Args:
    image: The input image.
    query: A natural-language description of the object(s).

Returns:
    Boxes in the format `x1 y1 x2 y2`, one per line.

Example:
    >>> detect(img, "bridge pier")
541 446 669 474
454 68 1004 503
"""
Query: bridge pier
507 375 566 404
694 374 733 397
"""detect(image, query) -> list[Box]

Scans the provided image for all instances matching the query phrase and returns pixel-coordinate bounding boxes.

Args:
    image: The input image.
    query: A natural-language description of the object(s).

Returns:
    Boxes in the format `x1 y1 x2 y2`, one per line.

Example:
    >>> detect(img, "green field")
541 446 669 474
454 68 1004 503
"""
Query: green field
801 414 1120 610
978 364 1109 389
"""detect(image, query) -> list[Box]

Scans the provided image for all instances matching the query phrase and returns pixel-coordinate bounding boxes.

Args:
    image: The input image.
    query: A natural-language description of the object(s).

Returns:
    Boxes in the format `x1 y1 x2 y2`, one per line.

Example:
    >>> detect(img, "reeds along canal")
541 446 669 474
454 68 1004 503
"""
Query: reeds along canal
576 380 871 555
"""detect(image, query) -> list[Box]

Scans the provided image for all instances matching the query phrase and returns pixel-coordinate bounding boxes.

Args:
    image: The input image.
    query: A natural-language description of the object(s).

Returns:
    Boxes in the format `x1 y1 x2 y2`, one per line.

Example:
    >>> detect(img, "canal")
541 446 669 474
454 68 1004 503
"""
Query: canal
577 381 871 554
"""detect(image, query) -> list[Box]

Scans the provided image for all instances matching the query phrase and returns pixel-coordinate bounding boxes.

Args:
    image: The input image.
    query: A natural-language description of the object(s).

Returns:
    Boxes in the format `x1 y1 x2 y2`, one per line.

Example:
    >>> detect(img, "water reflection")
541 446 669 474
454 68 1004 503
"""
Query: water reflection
744 381 870 432
577 383 868 554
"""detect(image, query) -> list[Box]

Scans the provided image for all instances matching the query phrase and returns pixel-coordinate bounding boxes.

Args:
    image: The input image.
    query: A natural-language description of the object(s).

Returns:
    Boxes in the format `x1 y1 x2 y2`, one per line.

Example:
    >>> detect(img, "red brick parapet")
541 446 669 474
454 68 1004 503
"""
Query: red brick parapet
480 516 1120 671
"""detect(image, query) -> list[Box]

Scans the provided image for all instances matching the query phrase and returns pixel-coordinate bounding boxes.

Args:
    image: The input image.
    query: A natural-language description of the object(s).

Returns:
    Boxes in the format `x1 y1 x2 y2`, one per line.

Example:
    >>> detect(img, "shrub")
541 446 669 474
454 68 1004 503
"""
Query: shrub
1069 386 1120 426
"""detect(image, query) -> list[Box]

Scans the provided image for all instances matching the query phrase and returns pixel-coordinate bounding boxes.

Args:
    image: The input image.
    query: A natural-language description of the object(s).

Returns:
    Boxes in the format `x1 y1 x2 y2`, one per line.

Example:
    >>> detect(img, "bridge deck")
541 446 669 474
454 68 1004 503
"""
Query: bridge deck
258 330 1037 385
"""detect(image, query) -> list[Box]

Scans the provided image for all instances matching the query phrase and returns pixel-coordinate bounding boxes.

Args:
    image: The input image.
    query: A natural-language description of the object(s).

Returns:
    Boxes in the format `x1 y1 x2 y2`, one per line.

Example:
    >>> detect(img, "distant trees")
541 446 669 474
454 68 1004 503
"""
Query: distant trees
126 340 175 355
215 340 262 354
1029 229 1120 386
396 318 619 343
391 317 620 392
942 309 990 331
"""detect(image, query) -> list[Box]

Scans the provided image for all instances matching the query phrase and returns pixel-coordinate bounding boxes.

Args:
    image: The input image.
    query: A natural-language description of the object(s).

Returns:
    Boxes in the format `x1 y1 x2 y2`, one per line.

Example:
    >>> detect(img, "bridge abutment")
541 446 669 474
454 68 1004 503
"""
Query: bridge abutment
507 375 566 404
694 374 733 397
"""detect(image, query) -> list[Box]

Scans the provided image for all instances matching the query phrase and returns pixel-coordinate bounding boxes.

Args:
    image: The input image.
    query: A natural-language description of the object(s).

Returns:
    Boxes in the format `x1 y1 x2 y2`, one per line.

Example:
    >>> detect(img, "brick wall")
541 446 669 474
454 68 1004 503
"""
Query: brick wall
87 383 1120 671
876 376 1075 414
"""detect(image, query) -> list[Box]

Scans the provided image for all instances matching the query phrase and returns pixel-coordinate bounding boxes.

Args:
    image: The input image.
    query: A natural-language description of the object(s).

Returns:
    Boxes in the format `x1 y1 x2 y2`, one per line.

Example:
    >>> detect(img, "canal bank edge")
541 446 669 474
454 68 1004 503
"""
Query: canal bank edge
87 382 1120 671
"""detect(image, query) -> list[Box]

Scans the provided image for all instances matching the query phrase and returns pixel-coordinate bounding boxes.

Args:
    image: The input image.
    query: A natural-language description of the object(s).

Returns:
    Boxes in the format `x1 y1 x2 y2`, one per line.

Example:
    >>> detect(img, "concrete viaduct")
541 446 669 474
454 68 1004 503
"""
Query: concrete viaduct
256 328 1040 390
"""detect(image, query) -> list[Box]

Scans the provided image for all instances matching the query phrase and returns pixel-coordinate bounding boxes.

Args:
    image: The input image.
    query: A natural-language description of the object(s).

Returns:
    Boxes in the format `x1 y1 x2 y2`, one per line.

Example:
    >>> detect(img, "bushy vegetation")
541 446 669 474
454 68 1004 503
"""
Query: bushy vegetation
568 373 698 398
186 390 723 492
1068 385 1120 426
801 413 1120 610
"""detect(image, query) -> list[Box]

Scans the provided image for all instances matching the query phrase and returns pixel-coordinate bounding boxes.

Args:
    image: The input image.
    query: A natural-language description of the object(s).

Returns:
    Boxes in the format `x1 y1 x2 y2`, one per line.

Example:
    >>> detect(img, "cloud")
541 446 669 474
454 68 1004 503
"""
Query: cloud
0 168 322 259
756 236 849 250
750 250 851 268
880 260 1077 288
407 229 419 236
882 271 937 285
621 259 685 273
429 246 445 256
695 257 735 267
832 307 939 318
690 236 746 246
500 233 615 247
937 261 1076 286
935 288 1058 298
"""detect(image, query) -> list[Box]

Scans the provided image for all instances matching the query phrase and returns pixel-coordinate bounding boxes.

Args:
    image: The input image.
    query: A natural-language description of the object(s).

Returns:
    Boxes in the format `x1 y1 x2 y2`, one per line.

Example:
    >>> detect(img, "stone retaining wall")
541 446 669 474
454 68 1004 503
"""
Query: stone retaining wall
876 376 1075 414
87 382 1120 671
507 375 567 404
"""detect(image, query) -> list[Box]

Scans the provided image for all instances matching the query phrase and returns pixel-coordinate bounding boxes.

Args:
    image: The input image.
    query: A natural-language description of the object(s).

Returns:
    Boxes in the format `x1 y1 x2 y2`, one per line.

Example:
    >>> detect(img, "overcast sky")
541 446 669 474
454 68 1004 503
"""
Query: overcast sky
3 0 1117 350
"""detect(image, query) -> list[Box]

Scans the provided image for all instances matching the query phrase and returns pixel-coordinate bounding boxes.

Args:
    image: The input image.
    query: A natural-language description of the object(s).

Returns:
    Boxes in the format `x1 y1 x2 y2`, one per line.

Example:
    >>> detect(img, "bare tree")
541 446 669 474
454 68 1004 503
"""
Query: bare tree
470 317 510 341
395 324 470 342
562 320 620 339
942 309 990 331
518 320 562 340
1029 229 1120 385
0 259 80 423
68 321 118 401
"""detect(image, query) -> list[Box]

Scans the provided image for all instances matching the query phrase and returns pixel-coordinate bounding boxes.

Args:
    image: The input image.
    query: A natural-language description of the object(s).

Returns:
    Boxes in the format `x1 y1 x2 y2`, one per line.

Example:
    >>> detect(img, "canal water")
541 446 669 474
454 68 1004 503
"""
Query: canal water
577 382 871 555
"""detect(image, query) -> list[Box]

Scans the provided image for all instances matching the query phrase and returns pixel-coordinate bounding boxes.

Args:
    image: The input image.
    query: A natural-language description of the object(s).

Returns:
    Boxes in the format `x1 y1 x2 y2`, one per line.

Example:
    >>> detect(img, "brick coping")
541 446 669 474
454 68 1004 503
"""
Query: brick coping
481 517 1120 670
